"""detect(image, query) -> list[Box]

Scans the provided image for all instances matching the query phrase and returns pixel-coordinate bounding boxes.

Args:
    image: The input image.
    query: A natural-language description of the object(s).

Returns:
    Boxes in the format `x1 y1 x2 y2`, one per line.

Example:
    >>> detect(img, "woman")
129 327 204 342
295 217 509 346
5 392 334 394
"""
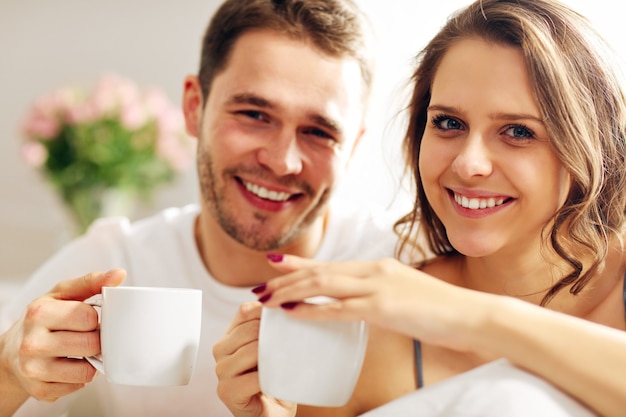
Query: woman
255 0 626 416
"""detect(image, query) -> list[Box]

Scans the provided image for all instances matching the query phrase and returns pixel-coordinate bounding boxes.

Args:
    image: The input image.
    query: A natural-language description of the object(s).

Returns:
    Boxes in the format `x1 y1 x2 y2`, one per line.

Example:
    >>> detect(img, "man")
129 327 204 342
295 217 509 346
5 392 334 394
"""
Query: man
0 1 416 416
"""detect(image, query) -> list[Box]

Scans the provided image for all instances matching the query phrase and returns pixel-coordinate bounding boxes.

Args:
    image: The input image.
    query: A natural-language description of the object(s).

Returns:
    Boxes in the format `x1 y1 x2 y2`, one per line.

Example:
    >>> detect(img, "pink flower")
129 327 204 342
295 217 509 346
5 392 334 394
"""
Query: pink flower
66 100 97 124
157 131 196 171
20 141 48 167
20 105 60 140
143 87 170 116
91 73 141 117
120 102 147 130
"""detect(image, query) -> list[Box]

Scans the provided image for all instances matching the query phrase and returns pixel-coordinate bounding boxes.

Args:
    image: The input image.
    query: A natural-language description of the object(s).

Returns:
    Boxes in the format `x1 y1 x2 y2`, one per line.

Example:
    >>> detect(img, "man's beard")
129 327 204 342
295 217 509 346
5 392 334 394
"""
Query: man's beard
196 144 331 251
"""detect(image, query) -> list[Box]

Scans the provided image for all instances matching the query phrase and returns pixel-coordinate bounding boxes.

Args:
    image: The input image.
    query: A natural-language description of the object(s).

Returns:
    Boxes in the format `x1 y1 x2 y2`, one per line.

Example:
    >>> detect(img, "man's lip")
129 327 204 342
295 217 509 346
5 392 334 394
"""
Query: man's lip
235 177 306 213
237 177 300 200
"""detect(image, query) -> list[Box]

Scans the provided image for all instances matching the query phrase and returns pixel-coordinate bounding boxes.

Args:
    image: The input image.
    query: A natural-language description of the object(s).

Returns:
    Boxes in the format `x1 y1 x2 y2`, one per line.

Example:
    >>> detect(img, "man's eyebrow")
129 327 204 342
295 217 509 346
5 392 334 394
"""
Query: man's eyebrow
309 114 341 136
229 93 274 109
230 93 343 136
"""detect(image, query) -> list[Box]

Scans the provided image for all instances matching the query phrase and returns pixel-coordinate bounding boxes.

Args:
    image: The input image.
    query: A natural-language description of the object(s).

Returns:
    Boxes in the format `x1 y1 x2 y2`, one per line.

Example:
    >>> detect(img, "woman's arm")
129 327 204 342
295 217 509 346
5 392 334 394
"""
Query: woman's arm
258 255 626 417
474 296 626 417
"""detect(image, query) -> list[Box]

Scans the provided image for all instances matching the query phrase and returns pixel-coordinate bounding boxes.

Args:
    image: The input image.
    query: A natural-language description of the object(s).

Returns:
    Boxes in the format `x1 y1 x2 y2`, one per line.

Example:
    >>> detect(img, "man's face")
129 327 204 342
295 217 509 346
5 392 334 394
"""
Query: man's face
184 29 365 251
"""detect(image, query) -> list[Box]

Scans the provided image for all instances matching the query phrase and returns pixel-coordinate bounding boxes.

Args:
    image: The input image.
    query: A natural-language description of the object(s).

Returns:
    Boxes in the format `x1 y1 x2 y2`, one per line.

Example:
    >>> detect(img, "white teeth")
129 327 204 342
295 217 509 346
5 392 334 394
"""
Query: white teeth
243 181 291 202
454 193 506 210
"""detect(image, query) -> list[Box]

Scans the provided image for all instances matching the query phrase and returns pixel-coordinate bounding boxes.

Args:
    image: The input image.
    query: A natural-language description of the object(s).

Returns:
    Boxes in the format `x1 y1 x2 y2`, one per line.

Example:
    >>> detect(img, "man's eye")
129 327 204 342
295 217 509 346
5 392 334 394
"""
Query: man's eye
238 110 266 122
431 114 463 131
302 127 334 140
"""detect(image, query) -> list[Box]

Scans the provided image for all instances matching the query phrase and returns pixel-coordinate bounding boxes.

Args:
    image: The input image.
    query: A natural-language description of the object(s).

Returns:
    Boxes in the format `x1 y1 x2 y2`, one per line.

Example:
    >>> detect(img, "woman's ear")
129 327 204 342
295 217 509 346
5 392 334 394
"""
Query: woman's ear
182 75 203 138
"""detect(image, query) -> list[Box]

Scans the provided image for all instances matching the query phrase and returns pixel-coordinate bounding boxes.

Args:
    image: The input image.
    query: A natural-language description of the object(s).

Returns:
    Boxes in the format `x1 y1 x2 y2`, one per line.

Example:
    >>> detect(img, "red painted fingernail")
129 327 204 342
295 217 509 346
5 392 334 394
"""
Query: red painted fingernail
258 293 272 303
266 253 284 262
251 283 266 294
280 302 298 310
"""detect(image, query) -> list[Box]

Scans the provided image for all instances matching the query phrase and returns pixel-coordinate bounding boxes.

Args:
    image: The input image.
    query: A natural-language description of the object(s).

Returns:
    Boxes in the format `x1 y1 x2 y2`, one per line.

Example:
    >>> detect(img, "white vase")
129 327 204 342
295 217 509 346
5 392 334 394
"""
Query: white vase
100 189 138 218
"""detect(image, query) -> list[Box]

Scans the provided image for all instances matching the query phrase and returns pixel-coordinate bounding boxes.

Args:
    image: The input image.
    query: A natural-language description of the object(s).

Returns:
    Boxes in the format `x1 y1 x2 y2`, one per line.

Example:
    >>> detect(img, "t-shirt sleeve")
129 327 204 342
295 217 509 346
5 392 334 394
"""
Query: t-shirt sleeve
0 216 131 333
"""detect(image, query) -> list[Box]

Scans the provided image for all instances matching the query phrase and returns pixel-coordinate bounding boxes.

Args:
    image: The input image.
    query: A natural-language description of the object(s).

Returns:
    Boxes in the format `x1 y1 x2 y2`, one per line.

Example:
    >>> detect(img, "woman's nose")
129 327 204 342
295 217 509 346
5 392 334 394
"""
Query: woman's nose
451 136 493 179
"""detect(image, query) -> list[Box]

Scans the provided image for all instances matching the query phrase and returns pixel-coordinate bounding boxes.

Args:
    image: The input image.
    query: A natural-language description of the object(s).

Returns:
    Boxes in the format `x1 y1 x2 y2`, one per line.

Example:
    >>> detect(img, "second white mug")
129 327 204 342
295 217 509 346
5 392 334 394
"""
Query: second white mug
258 299 368 407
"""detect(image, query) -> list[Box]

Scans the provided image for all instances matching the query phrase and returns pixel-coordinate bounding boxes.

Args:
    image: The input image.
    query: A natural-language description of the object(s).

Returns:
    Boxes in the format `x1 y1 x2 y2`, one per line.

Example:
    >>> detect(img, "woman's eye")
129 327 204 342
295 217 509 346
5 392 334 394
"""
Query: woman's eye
432 114 463 131
504 124 534 141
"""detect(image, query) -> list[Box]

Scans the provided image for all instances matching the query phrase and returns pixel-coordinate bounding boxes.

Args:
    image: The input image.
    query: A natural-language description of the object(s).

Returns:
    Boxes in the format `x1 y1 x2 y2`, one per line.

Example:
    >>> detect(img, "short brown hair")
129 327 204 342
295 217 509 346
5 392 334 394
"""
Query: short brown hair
197 0 374 102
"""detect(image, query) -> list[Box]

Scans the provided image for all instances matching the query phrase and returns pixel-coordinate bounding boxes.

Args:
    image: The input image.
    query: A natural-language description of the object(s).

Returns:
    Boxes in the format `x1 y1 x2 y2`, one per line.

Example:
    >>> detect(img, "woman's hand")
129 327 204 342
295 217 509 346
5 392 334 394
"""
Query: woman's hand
258 255 488 351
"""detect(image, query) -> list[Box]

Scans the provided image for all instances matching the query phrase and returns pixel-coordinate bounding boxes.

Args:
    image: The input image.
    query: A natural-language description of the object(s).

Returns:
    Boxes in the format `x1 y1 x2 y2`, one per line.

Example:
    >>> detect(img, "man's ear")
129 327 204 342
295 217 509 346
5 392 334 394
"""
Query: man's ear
351 126 365 158
182 75 203 138
345 126 366 165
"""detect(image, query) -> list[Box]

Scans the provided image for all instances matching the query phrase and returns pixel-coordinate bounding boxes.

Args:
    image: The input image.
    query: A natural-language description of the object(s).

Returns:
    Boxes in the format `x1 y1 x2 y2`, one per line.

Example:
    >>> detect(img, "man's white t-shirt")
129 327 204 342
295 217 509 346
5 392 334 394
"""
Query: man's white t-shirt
2 200 400 417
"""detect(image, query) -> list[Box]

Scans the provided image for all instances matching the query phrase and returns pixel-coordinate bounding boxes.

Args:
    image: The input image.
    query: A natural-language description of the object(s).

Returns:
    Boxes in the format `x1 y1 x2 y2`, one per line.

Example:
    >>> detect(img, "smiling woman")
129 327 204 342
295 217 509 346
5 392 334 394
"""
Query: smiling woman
254 1 626 417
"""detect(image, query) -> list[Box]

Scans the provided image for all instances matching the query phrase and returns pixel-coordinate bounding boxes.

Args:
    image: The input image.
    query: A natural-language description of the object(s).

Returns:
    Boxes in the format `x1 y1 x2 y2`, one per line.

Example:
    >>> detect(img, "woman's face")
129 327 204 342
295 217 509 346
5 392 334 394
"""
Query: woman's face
419 38 570 258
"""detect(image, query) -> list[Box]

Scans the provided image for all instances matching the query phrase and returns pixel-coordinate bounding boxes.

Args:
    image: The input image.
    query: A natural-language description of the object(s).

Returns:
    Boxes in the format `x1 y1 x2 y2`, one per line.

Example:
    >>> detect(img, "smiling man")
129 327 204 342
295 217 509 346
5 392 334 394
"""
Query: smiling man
0 1 406 417
186 27 369 276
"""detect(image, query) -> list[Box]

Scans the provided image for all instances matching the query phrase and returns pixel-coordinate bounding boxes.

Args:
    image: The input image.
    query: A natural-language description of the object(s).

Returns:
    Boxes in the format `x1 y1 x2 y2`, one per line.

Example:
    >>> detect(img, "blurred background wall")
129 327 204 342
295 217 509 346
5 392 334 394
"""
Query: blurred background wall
0 0 623 291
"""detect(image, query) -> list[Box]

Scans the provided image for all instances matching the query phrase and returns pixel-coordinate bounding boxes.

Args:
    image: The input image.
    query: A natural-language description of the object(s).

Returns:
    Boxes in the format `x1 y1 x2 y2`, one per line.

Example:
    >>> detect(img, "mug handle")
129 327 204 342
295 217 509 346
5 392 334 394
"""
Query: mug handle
84 296 105 374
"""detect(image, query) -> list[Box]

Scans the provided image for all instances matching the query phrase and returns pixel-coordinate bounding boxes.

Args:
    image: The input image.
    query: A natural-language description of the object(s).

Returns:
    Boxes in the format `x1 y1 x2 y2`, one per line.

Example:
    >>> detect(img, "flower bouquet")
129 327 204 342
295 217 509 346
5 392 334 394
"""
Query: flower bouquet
20 74 196 233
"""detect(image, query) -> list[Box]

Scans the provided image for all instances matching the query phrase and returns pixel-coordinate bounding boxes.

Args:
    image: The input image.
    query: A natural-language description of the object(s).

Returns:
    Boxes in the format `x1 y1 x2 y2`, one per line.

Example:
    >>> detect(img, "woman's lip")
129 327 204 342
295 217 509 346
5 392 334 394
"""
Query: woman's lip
447 187 511 200
447 190 514 218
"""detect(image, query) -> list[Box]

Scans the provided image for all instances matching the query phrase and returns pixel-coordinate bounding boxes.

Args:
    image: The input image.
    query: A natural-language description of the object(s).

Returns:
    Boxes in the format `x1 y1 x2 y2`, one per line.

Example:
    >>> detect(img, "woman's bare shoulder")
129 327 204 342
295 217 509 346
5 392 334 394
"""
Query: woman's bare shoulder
414 254 463 285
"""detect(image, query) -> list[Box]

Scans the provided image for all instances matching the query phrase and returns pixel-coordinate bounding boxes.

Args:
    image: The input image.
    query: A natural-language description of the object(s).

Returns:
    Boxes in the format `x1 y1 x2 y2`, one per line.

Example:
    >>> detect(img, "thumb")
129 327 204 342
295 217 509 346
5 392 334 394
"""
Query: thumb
50 268 127 301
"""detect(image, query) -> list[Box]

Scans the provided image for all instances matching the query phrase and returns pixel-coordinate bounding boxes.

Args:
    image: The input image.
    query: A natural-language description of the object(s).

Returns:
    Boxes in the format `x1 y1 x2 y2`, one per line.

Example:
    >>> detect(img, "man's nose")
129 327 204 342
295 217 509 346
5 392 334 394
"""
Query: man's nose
256 132 304 176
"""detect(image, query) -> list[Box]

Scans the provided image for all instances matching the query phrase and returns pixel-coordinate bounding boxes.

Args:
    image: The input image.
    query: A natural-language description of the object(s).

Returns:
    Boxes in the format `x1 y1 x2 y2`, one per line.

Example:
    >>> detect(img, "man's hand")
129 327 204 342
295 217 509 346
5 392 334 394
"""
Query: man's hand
0 269 126 417
213 301 296 417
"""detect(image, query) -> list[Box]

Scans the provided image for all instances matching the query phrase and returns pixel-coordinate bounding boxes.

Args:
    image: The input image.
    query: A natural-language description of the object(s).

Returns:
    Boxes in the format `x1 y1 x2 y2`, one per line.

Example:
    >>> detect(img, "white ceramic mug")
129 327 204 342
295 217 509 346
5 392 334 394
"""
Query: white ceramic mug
85 286 202 386
258 298 369 407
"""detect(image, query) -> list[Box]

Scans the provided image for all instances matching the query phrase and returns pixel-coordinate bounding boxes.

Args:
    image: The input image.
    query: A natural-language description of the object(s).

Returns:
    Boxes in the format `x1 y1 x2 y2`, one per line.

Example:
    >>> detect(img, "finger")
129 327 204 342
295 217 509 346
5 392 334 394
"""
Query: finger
50 269 127 302
223 302 262 335
216 338 259 379
27 357 98 384
267 254 321 273
262 272 375 308
27 380 88 402
261 258 392 297
19 357 97 402
25 298 100 332
217 370 261 408
272 255 388 277
214 310 260 360
43 329 100 357
278 298 367 322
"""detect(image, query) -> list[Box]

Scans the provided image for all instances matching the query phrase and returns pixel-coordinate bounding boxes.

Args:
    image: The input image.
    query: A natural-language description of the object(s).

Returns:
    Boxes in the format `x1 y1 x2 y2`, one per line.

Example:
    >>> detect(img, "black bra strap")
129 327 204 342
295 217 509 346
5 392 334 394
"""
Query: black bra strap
414 339 424 388
623 269 626 318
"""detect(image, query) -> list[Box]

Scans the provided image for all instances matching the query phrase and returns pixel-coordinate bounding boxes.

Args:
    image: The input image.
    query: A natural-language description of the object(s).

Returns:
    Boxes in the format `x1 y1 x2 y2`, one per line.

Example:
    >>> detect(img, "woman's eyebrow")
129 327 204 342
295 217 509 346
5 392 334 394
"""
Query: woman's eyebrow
428 104 544 122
